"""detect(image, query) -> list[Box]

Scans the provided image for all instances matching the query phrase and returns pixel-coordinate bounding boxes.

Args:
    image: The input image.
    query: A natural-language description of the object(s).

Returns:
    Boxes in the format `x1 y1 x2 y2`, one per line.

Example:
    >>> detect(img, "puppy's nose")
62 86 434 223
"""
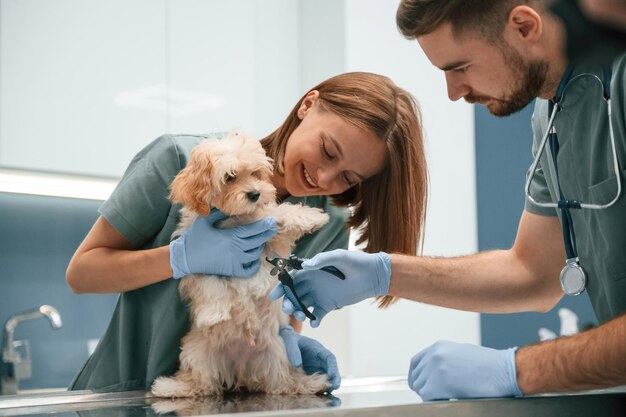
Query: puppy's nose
247 191 261 202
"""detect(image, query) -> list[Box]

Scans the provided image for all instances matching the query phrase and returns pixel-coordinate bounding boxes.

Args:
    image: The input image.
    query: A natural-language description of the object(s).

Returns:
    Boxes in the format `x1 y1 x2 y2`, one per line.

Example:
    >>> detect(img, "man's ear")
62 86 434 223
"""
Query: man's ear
507 5 543 44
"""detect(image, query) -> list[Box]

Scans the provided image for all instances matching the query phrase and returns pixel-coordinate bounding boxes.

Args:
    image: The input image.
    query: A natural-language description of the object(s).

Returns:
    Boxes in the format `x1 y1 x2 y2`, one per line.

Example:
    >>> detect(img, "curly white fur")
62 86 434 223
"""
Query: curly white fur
151 131 330 397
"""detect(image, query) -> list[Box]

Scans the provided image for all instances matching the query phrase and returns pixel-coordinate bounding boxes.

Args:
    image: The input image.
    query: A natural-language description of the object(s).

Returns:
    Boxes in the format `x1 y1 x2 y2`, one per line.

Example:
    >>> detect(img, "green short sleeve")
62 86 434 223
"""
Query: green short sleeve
99 134 203 248
524 101 558 217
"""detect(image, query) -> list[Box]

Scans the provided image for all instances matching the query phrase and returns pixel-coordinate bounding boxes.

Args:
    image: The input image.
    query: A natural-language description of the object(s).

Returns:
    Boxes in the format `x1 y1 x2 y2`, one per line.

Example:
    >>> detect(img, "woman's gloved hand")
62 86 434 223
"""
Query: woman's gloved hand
269 249 391 327
408 341 523 401
278 326 341 392
169 209 277 279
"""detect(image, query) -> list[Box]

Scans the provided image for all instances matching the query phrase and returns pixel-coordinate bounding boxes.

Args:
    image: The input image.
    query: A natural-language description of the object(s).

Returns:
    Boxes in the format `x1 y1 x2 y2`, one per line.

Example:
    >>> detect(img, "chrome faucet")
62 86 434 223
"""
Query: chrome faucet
1 305 62 395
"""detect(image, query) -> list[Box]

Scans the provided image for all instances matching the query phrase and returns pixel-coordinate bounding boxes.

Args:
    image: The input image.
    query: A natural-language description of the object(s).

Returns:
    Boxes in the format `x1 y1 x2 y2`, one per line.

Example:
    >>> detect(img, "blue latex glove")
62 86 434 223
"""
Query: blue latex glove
278 326 341 392
408 341 523 401
269 249 391 327
271 282 308 322
169 209 277 279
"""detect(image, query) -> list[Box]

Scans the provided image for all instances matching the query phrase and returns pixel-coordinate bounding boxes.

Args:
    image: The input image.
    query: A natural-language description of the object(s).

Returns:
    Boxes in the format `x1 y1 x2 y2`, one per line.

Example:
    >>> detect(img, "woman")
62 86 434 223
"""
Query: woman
66 72 428 392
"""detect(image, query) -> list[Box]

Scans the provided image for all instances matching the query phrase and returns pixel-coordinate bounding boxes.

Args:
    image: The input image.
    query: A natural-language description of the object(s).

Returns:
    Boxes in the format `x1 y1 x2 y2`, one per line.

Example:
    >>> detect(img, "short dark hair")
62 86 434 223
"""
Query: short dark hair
396 0 529 41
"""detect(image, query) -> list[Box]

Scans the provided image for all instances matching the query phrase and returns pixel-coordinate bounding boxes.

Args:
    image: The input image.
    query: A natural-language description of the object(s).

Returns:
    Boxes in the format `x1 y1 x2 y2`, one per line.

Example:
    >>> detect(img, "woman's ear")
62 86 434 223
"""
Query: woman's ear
297 90 320 120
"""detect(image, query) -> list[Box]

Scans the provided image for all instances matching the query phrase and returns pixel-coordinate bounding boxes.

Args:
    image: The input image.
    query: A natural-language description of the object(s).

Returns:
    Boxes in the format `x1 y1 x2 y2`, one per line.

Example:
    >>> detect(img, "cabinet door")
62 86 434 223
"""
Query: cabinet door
167 0 299 139
0 0 167 177
0 0 302 178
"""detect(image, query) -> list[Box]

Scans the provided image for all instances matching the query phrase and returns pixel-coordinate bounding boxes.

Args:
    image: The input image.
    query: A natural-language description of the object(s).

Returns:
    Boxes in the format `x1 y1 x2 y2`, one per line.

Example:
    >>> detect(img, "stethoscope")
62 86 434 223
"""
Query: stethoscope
525 66 622 296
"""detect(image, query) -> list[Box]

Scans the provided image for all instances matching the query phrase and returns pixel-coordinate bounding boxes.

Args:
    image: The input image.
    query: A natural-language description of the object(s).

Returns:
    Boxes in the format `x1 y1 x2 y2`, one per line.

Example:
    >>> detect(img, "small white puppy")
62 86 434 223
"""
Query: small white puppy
151 132 331 397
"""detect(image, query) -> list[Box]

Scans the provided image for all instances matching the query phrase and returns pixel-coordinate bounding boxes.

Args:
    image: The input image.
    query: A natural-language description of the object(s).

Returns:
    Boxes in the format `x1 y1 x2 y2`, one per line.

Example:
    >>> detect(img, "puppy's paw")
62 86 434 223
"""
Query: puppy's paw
151 376 193 398
296 373 332 395
264 372 331 395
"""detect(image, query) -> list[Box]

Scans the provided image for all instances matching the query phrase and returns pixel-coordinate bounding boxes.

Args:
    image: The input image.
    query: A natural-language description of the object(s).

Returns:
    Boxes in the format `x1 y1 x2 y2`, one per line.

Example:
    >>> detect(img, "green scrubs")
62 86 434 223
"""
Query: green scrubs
69 134 349 391
525 54 626 323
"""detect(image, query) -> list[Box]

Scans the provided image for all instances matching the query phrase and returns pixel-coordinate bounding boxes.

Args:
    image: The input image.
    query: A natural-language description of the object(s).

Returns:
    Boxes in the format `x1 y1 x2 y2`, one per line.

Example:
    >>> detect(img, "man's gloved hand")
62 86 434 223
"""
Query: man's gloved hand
269 249 391 327
170 209 277 279
408 341 523 401
278 326 341 392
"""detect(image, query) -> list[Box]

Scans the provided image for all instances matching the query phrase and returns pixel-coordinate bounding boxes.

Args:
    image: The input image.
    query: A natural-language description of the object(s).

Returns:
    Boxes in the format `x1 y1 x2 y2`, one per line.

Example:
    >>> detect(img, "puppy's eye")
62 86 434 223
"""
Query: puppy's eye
251 170 262 179
225 173 237 182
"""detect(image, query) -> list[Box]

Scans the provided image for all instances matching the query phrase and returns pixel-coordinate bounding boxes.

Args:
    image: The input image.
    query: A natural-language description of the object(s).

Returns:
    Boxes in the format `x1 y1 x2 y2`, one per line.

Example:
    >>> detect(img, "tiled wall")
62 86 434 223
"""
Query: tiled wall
0 193 117 389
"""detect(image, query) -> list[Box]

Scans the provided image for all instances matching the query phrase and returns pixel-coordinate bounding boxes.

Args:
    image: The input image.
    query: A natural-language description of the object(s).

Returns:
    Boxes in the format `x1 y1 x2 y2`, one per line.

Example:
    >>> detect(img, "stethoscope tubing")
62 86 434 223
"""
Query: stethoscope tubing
525 73 622 210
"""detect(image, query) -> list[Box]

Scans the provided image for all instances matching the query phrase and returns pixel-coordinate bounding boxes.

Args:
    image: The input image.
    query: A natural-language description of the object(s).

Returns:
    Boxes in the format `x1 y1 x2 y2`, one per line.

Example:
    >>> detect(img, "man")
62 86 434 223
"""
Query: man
270 0 626 401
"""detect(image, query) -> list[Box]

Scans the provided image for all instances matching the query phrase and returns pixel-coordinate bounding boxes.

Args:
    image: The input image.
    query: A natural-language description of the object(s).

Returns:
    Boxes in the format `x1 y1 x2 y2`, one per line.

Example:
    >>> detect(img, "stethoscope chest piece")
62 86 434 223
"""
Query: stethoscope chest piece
526 67 617 297
560 258 587 296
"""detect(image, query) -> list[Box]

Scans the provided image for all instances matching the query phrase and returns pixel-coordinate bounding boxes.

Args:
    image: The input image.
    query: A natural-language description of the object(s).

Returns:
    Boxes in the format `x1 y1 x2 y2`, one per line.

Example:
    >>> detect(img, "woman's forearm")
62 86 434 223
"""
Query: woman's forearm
67 245 173 294
66 216 174 294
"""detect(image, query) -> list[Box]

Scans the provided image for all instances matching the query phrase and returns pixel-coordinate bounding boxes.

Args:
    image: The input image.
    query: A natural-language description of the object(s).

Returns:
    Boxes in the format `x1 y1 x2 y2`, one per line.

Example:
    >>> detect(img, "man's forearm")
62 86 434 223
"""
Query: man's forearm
388 250 563 314
517 313 626 394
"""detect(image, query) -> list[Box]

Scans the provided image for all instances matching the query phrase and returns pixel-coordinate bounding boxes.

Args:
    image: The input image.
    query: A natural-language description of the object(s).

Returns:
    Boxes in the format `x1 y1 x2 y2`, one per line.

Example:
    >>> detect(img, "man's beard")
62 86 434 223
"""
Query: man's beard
465 47 549 117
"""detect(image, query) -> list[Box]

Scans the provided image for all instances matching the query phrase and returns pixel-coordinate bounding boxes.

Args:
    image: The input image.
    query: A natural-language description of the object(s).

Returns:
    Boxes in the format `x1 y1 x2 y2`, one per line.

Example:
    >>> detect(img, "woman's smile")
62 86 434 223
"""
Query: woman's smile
302 165 318 188
282 98 387 197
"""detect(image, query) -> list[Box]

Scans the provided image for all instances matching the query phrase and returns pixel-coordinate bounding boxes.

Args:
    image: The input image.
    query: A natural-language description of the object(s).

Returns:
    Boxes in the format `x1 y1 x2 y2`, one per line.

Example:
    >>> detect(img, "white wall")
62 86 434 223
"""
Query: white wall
298 1 345 92
300 0 480 378
1 0 480 378
0 0 167 176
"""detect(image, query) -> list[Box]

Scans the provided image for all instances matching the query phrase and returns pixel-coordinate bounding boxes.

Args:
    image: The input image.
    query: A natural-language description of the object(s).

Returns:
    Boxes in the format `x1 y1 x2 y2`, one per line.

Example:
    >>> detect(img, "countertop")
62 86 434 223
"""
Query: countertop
1 377 625 417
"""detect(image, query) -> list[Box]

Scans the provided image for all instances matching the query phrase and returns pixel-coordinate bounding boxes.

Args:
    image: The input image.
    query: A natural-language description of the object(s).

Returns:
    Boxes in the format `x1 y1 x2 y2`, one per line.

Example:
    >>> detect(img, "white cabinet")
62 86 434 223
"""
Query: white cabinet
167 0 300 141
1 0 168 177
0 0 300 178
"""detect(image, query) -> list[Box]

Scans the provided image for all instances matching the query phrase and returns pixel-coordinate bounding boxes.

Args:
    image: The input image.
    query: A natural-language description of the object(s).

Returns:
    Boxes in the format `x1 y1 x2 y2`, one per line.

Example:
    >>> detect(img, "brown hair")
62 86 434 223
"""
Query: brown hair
396 0 530 41
261 72 428 308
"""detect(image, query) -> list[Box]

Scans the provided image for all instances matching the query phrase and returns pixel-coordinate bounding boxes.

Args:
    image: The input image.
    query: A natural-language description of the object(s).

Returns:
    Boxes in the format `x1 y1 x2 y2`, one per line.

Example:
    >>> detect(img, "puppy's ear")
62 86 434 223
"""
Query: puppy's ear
169 141 216 215
260 156 274 183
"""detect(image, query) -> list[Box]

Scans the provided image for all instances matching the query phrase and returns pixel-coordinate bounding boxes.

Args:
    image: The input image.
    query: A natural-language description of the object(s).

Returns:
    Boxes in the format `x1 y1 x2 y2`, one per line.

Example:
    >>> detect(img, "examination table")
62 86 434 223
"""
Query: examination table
1 377 625 417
